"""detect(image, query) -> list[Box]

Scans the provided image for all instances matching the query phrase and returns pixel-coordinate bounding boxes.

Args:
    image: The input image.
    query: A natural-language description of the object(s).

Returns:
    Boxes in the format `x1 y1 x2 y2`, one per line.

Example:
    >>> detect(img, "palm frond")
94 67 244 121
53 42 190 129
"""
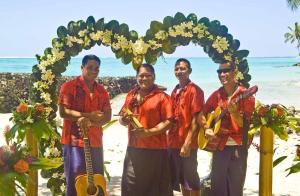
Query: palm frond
287 0 300 11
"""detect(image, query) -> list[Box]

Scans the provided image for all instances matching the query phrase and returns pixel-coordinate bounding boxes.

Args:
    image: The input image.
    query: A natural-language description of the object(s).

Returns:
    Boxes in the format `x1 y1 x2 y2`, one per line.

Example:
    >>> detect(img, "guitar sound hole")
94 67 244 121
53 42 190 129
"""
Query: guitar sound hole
87 184 97 195
86 185 105 196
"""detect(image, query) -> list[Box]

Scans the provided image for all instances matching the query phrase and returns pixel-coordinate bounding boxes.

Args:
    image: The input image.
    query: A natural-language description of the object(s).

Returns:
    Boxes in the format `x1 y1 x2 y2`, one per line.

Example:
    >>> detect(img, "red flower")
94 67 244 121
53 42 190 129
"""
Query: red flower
276 106 285 117
16 103 28 113
35 104 44 113
258 106 269 117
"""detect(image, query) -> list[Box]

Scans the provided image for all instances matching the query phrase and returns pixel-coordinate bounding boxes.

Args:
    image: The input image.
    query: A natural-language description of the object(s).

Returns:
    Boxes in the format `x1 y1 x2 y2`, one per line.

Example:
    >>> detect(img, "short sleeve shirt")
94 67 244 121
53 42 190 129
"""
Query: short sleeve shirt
168 82 205 149
58 76 111 147
121 85 173 149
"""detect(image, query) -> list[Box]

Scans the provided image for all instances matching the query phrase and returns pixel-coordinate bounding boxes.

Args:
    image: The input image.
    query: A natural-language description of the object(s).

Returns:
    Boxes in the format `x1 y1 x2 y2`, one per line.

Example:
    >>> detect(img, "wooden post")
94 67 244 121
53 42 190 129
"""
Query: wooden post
26 130 38 196
259 126 274 196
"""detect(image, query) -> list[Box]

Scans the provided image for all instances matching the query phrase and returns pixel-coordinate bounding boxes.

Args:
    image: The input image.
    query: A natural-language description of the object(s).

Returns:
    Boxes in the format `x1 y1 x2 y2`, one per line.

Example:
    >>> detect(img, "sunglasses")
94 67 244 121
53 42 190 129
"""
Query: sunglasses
216 68 233 74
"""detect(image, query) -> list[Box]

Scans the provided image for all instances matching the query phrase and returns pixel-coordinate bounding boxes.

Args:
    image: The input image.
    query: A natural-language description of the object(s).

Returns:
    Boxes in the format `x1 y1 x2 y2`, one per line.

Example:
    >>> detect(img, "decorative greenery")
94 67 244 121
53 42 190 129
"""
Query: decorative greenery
39 137 66 195
273 145 300 176
284 146 300 176
7 101 56 143
250 101 300 176
249 101 300 140
26 13 252 194
0 143 62 196
30 13 251 123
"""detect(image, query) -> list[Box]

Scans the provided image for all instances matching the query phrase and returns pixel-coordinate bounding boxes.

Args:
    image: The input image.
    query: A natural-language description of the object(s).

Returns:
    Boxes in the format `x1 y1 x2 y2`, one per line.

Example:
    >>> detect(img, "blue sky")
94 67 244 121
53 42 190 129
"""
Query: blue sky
0 0 299 57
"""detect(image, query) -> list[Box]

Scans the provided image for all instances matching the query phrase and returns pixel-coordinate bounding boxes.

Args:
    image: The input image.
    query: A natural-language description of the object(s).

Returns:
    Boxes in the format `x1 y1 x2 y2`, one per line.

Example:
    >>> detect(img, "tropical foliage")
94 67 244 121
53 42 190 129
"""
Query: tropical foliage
250 102 300 140
287 0 300 11
250 101 300 175
0 143 62 196
285 0 300 52
284 22 300 50
7 101 56 143
284 146 300 176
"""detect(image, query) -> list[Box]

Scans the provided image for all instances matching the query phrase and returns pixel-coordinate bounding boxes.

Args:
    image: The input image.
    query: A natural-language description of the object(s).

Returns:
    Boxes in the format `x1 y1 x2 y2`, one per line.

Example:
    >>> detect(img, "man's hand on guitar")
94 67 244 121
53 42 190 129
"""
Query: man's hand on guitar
77 117 92 135
205 128 216 140
87 111 104 123
228 97 243 127
228 97 239 115
119 111 132 125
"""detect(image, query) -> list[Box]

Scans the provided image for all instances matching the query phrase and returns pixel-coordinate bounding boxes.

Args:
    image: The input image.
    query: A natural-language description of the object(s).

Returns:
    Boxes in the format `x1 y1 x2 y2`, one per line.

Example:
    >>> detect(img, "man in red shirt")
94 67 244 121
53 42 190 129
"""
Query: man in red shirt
204 62 255 196
119 64 174 196
58 55 111 196
168 58 204 196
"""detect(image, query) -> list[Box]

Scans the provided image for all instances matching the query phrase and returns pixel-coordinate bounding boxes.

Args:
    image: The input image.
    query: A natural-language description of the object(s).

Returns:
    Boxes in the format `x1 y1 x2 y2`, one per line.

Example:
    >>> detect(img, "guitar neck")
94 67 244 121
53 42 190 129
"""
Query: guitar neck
83 137 94 185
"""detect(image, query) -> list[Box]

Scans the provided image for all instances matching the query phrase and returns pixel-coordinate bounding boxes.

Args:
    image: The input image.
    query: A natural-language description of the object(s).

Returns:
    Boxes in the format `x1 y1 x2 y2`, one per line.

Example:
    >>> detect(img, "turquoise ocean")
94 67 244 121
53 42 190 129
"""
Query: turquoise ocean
1 57 300 108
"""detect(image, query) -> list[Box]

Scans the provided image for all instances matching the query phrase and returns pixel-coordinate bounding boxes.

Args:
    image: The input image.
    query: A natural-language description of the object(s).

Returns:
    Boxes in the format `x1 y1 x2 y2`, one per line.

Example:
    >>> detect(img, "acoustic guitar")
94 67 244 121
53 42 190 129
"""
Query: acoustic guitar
75 126 108 196
198 85 258 151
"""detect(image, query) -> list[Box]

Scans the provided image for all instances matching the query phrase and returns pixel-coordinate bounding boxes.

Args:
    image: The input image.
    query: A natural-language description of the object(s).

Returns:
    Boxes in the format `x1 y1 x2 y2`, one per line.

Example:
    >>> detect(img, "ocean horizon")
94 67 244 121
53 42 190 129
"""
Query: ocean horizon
1 57 300 109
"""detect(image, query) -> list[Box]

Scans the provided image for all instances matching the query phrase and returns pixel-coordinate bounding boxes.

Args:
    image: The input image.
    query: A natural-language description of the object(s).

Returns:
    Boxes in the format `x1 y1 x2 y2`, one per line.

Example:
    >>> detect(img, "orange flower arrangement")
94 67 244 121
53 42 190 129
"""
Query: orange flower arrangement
250 102 299 140
14 159 29 173
0 144 31 174
8 101 55 142
35 104 44 113
250 101 300 176
16 103 28 113
0 143 62 195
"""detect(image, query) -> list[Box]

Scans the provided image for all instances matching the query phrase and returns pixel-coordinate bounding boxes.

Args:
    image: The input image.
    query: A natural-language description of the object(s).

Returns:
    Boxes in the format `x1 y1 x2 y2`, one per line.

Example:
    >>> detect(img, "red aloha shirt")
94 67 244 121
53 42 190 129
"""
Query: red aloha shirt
121 85 173 149
204 86 255 150
168 81 205 149
58 76 111 148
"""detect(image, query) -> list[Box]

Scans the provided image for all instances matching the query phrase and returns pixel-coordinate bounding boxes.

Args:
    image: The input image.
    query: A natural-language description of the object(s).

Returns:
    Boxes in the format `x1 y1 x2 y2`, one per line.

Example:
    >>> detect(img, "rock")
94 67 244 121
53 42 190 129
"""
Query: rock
0 73 136 113
292 62 300 67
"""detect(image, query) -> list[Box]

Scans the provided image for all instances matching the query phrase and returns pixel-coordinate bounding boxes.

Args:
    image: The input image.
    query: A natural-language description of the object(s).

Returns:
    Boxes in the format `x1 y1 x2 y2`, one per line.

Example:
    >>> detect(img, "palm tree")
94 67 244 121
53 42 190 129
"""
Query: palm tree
284 22 300 49
287 0 300 11
285 1 300 51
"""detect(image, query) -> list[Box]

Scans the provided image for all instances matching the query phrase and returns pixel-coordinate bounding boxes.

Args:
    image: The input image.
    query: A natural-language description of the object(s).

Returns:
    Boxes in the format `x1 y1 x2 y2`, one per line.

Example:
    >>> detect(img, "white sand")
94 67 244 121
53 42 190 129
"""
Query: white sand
1 94 299 195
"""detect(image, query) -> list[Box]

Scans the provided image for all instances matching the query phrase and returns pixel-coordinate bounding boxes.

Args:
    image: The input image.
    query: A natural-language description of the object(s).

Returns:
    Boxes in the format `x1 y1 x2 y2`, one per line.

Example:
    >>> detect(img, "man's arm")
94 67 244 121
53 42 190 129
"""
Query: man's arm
59 104 88 122
180 113 200 157
89 108 112 127
59 104 111 125
228 99 243 128
133 119 173 138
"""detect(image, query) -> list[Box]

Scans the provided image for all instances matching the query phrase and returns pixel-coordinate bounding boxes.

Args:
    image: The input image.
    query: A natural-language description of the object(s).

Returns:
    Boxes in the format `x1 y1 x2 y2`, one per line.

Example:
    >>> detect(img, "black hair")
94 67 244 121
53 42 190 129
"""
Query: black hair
82 54 101 66
175 58 191 70
136 63 155 77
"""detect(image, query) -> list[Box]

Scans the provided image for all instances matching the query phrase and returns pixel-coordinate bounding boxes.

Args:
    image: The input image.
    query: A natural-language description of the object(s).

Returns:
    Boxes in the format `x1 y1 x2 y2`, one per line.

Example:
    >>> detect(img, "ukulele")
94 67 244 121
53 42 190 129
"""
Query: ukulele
75 126 108 196
198 85 258 151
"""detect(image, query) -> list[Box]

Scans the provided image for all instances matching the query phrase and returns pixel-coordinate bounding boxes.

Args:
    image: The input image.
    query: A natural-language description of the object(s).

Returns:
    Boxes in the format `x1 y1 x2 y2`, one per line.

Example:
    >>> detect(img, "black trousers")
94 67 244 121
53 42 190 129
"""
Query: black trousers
211 146 248 196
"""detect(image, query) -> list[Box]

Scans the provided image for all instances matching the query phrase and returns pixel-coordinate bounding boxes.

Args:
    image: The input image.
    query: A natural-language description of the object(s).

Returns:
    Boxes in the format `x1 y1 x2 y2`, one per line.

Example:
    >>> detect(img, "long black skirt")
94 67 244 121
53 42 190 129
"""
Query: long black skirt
121 147 173 196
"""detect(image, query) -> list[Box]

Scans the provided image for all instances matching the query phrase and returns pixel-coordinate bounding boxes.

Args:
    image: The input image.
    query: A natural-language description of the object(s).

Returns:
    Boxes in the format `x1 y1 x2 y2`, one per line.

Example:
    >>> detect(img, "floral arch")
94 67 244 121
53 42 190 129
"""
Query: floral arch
31 12 251 122
27 12 252 194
